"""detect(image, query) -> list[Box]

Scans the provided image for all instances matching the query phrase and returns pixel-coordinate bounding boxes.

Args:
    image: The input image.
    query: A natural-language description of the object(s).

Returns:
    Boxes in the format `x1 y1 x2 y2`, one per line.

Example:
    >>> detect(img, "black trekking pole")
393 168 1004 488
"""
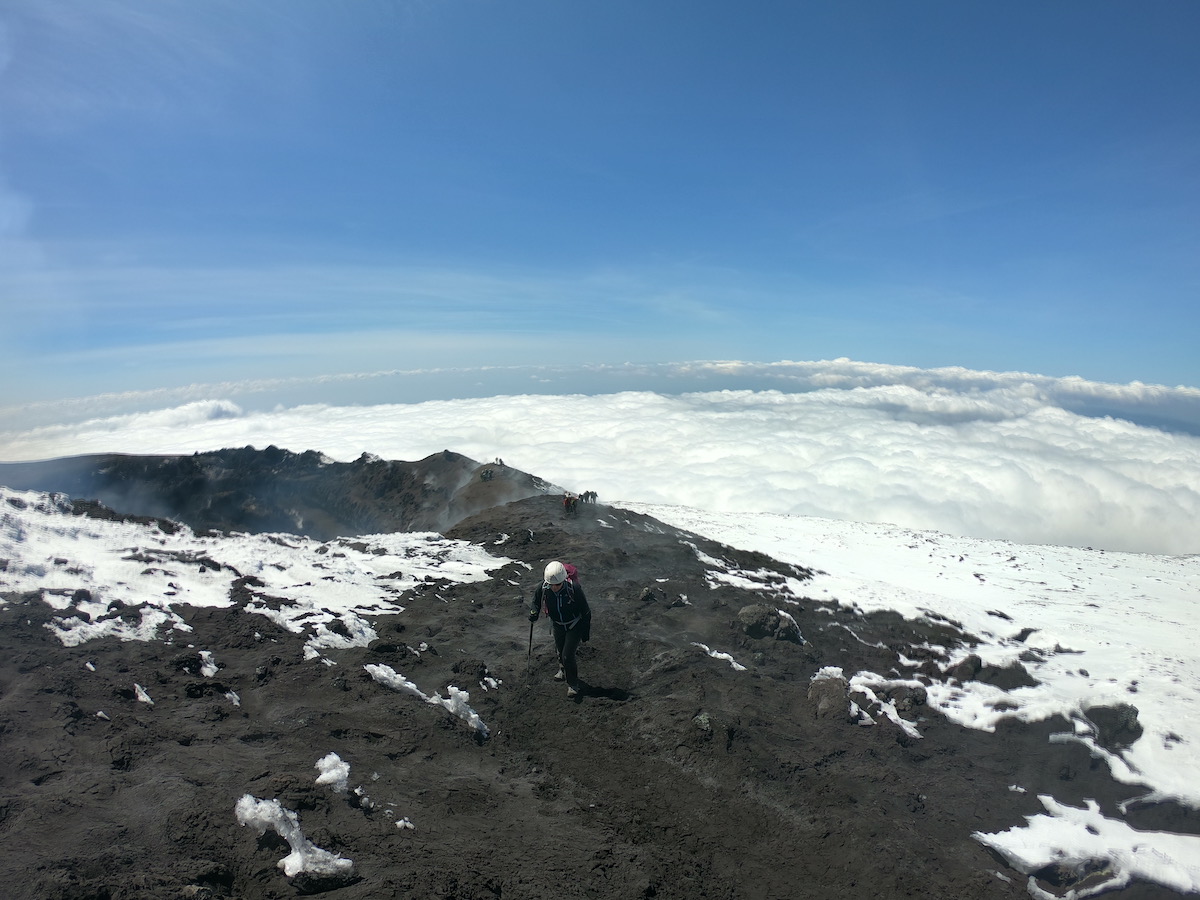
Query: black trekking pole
528 619 534 659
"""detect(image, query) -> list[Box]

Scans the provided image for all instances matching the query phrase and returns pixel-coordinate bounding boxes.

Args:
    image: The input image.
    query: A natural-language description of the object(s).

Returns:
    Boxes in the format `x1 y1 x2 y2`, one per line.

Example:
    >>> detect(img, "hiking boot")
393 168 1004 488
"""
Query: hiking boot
566 685 579 698
553 667 565 681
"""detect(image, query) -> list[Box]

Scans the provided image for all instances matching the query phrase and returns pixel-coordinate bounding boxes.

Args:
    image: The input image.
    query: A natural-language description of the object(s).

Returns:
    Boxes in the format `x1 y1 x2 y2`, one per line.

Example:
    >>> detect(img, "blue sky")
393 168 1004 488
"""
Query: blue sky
2 1 1198 406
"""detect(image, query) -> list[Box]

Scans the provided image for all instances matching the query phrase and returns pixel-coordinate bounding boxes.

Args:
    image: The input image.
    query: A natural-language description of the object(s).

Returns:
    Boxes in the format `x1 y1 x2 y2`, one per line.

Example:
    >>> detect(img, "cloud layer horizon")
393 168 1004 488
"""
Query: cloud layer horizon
3 360 1198 556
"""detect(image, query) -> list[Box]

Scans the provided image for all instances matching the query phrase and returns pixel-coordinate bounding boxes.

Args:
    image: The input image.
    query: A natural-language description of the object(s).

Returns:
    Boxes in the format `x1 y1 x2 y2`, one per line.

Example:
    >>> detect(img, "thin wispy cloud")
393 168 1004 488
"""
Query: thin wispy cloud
0 172 30 237
0 258 725 348
0 1 287 131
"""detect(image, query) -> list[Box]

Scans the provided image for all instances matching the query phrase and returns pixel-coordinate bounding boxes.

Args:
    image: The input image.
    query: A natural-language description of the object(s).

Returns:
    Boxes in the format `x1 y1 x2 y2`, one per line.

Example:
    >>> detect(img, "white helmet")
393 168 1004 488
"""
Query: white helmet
544 561 567 585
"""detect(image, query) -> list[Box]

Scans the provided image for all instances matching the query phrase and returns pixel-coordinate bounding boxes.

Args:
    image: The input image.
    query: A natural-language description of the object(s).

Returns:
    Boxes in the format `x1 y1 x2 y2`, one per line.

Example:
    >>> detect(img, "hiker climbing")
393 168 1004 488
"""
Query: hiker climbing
562 492 579 516
528 560 592 698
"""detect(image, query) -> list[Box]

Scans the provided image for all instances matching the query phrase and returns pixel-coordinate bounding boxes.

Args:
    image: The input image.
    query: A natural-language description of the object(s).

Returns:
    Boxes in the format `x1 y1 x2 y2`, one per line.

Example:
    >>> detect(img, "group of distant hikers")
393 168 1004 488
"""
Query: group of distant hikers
478 459 505 483
561 490 597 515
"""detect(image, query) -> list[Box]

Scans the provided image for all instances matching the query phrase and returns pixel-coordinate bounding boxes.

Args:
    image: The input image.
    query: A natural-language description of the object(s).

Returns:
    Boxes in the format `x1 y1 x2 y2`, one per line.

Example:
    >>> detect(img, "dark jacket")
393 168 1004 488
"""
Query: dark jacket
529 580 590 629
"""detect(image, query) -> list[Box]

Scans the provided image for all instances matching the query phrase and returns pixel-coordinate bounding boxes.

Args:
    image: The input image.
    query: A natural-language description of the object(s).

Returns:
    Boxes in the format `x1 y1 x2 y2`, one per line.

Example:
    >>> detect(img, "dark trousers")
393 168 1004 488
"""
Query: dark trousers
550 620 583 686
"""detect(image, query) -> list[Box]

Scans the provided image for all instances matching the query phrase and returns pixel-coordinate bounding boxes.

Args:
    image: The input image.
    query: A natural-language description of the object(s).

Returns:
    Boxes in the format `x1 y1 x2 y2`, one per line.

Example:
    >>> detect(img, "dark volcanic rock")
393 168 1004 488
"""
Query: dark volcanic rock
1 459 1194 900
807 672 849 719
0 447 547 539
950 653 1039 690
737 603 803 642
1086 703 1144 751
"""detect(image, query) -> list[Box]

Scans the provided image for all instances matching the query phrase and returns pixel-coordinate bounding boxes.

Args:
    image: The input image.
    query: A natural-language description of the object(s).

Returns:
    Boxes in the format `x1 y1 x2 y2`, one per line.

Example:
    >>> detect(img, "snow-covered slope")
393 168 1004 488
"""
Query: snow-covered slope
621 501 1200 896
3 485 1198 897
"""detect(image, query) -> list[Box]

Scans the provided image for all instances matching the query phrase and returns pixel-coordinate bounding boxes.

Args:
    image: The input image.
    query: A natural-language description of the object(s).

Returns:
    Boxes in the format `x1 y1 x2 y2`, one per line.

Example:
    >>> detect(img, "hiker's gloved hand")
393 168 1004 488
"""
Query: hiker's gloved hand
528 610 539 622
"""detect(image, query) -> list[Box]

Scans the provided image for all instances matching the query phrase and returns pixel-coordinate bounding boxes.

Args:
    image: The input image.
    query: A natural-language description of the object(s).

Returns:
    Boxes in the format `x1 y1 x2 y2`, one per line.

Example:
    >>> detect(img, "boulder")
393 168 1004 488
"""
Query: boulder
950 654 982 682
1085 703 1143 751
807 676 849 720
737 604 803 642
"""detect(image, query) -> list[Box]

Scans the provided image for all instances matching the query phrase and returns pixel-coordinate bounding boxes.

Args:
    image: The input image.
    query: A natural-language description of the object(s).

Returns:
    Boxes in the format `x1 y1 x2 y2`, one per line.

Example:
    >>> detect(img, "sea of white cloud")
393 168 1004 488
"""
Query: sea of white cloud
2 360 1198 555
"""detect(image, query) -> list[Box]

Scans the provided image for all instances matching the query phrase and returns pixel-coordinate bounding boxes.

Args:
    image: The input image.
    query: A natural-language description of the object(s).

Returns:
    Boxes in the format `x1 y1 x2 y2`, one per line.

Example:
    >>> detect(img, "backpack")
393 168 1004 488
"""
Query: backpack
541 562 583 617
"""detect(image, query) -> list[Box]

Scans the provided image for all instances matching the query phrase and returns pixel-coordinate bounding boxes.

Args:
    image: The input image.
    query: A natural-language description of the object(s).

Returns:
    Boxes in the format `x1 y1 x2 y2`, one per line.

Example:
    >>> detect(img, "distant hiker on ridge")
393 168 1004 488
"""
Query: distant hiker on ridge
528 560 591 698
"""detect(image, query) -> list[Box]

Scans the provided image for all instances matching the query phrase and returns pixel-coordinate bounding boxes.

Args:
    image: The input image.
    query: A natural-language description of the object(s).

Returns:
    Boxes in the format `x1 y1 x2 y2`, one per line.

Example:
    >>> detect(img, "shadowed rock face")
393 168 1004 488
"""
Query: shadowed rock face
1 451 1195 900
0 447 548 539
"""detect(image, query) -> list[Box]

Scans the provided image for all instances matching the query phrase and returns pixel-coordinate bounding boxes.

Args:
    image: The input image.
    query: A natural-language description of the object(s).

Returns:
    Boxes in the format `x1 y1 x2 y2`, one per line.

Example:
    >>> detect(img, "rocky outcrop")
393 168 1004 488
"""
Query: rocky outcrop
808 672 849 719
1085 703 1143 751
0 448 549 540
737 603 803 642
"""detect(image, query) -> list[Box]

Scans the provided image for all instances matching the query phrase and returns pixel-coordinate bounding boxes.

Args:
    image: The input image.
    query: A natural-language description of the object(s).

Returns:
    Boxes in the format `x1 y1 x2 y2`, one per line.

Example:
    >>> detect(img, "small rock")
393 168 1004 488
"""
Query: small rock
950 654 982 682
808 676 849 719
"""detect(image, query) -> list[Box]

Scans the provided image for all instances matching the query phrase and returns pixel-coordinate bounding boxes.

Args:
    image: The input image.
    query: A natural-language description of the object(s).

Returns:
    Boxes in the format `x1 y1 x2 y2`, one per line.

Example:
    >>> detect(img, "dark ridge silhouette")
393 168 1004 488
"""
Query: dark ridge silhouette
0 447 549 539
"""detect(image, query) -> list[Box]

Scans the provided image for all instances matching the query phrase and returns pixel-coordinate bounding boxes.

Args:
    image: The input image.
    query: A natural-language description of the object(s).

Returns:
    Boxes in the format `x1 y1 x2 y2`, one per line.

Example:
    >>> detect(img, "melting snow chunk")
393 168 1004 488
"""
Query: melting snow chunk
364 663 490 737
691 642 747 671
199 650 218 677
315 752 350 793
427 685 490 738
812 665 845 681
235 794 354 879
848 672 923 739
